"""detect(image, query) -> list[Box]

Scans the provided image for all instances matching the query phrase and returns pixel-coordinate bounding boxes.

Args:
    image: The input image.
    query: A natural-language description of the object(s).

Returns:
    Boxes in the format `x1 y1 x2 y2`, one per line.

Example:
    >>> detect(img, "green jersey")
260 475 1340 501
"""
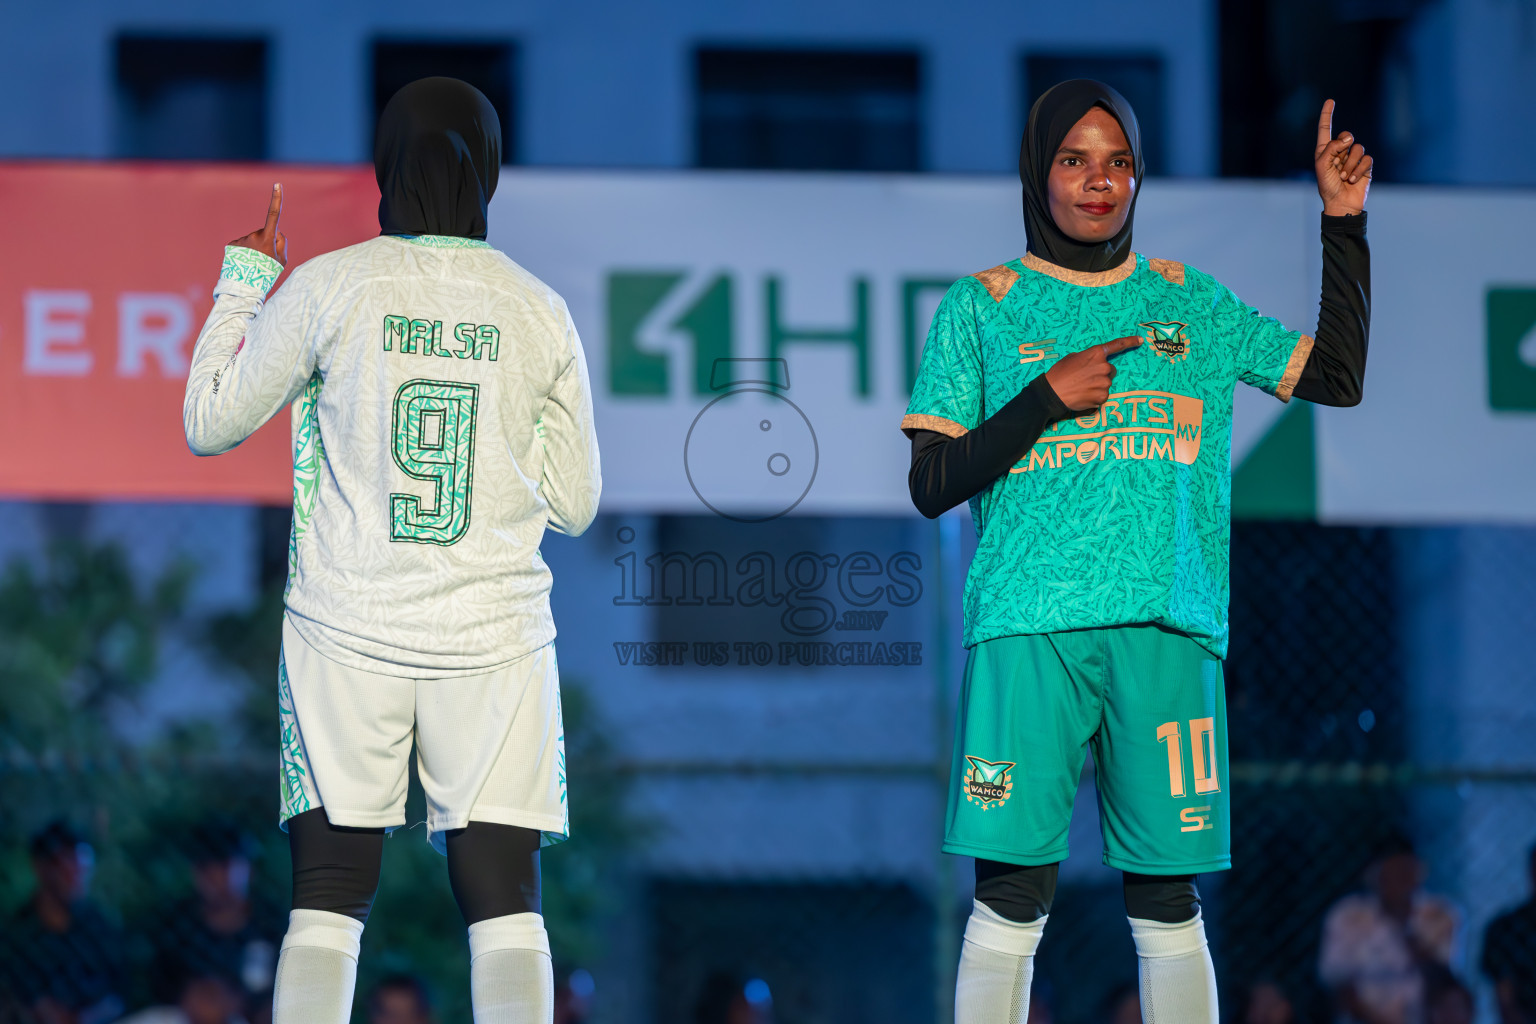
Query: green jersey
902 252 1311 658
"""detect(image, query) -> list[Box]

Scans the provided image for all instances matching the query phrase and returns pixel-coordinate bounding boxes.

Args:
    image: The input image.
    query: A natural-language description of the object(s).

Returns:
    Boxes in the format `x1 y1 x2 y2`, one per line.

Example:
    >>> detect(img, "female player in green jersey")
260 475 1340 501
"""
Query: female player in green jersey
902 80 1371 1022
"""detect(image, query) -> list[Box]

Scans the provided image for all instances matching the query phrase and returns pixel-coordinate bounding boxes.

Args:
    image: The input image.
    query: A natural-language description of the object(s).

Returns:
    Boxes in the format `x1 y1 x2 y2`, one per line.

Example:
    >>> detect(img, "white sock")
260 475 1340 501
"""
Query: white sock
272 909 364 1024
955 899 1046 1024
468 912 555 1023
1129 910 1218 1024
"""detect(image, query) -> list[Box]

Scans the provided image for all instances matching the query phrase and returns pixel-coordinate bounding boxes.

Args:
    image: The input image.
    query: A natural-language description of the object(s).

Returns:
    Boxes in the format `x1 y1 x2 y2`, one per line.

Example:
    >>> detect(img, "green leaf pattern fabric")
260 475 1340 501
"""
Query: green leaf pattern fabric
277 650 312 821
219 245 283 293
403 234 494 249
543 678 569 849
904 254 1307 658
287 375 324 596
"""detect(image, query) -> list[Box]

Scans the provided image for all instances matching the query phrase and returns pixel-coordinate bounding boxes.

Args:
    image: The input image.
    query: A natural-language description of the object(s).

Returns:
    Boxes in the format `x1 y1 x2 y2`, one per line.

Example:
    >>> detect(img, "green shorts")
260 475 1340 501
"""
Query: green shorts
944 625 1230 874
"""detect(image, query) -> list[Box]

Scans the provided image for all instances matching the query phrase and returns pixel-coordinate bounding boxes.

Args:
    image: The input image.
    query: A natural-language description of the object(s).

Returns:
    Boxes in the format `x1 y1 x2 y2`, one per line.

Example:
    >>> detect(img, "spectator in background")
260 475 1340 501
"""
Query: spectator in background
150 821 283 1007
0 820 125 1024
1319 834 1460 1024
1239 979 1297 1024
691 971 773 1024
1481 840 1536 1024
553 968 595 1024
119 969 248 1024
365 975 435 1024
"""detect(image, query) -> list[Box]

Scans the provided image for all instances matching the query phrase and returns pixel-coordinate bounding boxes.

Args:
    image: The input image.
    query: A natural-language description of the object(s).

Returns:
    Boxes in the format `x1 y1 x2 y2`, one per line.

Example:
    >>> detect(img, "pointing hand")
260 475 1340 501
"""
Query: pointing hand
1044 335 1142 413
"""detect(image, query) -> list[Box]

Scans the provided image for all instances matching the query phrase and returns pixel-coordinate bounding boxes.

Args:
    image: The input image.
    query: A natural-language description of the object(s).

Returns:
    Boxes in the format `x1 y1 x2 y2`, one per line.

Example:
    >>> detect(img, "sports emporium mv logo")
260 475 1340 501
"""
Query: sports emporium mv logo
962 756 1015 810
1140 321 1191 364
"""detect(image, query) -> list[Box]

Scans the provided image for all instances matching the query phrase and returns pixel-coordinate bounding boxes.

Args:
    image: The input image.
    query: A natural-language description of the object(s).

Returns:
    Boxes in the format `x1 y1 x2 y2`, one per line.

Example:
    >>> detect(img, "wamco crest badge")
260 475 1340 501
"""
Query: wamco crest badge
962 756 1015 810
1140 321 1192 364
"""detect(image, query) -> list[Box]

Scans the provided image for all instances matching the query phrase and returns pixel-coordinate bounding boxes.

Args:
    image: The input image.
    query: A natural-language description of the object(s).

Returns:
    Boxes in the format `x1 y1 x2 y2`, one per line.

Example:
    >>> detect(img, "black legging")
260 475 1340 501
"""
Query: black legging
974 858 1200 925
288 807 542 926
445 819 542 925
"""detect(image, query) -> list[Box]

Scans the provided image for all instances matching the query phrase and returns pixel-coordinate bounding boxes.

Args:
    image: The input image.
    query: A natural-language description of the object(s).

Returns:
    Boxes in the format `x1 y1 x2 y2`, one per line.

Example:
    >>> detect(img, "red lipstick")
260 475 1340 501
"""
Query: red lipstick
1078 202 1114 216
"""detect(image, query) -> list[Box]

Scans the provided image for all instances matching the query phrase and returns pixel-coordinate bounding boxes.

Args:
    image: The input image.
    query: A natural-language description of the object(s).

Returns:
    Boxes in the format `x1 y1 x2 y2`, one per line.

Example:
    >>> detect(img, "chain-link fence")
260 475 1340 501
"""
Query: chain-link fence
1 521 1533 1024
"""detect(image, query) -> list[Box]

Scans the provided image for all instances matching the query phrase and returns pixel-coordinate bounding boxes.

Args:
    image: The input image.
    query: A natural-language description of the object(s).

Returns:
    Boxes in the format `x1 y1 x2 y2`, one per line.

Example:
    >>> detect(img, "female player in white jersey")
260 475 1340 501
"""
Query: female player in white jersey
183 78 600 1023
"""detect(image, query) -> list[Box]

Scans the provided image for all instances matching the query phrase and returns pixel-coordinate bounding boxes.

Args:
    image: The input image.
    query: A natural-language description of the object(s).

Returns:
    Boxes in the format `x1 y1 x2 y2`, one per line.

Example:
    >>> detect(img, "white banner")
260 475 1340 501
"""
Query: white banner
487 171 1536 523
1314 188 1536 523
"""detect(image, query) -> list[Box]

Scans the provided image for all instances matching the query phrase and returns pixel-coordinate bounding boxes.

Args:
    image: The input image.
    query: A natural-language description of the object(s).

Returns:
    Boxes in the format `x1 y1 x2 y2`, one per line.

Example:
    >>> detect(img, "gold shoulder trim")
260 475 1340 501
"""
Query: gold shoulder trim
1147 258 1186 286
1020 251 1137 287
971 264 1021 303
1276 334 1314 403
901 413 969 438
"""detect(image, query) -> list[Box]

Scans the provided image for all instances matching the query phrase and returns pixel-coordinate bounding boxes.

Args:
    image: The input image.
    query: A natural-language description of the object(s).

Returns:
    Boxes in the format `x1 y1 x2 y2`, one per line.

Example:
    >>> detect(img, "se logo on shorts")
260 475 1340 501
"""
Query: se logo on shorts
963 756 1015 810
1180 805 1215 832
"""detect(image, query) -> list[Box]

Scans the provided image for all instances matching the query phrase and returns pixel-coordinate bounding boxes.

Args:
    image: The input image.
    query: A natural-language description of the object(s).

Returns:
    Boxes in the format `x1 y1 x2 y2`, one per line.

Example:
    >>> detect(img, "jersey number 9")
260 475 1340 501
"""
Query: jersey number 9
390 379 479 546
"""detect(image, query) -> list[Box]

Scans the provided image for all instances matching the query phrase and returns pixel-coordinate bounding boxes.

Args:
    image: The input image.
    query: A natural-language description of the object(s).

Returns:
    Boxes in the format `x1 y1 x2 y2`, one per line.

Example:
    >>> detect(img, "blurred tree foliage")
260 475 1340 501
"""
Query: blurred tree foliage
1 539 645 1022
0 540 188 755
0 538 215 1000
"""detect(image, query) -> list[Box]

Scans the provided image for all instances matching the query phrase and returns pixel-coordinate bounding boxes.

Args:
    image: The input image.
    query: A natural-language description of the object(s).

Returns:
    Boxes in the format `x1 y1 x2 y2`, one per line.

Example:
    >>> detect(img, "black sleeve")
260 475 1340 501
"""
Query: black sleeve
1292 211 1370 406
907 374 1070 518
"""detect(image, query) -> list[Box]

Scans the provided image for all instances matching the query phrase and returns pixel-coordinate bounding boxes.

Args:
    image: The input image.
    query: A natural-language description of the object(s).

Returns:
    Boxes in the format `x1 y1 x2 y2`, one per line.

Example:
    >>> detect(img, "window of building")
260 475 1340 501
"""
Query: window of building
371 40 518 163
1218 0 1410 180
1022 53 1167 176
695 48 922 171
115 36 268 160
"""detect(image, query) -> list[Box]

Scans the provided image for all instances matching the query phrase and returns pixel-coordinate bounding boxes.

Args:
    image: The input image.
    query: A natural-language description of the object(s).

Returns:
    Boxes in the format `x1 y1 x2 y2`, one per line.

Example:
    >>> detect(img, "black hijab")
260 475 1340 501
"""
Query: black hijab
375 77 501 240
1019 80 1144 273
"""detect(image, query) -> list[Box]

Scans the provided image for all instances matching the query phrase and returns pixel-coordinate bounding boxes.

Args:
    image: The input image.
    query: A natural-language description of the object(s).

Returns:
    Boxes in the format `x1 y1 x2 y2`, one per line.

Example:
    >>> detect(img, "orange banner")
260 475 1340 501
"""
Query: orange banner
0 162 378 503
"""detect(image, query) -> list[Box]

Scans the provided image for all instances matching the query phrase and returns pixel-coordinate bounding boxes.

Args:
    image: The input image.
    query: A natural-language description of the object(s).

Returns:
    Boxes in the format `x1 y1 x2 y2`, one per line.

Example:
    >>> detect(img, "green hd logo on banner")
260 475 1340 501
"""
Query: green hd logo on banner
605 270 952 400
1488 287 1536 411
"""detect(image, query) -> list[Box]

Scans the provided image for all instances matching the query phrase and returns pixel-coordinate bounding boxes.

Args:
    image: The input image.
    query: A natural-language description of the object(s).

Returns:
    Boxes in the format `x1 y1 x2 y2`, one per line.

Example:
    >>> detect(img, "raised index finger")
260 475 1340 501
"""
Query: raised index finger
263 183 283 233
1316 99 1336 150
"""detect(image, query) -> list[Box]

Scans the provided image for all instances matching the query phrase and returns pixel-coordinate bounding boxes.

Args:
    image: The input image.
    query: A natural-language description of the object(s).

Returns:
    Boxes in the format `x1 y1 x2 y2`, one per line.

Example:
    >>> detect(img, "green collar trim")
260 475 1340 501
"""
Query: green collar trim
397 234 493 250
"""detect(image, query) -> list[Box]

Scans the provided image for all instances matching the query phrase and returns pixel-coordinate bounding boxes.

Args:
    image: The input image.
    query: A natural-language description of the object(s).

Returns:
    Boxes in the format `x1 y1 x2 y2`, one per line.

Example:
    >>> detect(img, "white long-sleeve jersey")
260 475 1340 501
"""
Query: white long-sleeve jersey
184 236 601 677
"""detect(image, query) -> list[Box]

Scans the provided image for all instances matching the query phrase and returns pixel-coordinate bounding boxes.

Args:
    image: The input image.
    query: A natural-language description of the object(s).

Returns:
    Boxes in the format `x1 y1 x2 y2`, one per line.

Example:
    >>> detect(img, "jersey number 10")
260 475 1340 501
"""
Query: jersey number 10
390 379 479 546
1156 718 1220 798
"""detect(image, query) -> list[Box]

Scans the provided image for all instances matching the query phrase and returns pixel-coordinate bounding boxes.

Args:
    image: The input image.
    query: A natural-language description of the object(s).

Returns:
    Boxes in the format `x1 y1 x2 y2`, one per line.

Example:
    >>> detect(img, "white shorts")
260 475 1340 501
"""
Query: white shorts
277 614 567 853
